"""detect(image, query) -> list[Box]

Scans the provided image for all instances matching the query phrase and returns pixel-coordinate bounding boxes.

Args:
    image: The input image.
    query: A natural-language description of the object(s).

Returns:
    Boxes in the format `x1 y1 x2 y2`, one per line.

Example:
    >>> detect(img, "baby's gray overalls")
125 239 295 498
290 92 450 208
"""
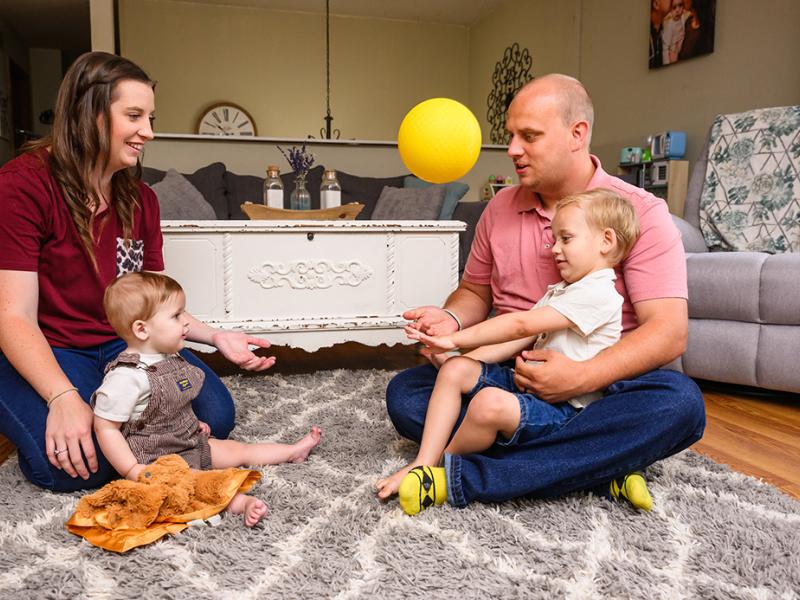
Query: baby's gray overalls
102 352 212 470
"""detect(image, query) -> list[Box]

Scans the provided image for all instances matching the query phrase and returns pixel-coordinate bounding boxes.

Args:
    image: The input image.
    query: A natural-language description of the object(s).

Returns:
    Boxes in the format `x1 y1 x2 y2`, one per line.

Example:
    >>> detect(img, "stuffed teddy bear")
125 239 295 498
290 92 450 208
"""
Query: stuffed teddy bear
67 454 261 552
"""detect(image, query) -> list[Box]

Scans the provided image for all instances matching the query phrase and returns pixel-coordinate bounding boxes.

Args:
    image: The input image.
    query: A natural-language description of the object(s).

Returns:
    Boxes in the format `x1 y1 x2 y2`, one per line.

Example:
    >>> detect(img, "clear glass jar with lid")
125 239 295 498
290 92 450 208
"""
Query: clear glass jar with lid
263 165 284 208
320 169 341 209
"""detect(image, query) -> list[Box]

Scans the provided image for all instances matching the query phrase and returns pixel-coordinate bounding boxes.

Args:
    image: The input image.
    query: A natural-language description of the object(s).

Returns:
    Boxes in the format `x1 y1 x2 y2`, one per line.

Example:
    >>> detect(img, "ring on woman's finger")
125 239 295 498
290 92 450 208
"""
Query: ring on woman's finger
54 448 67 455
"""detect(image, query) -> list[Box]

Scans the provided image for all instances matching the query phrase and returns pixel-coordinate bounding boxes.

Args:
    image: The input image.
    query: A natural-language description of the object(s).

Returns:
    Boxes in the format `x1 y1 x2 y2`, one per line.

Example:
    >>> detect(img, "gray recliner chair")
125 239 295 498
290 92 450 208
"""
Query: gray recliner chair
671 106 800 394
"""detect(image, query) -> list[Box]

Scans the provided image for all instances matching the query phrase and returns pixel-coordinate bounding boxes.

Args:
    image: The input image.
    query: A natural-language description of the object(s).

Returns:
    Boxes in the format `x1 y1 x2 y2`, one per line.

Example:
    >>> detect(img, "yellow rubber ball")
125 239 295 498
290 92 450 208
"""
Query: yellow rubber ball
398 98 482 184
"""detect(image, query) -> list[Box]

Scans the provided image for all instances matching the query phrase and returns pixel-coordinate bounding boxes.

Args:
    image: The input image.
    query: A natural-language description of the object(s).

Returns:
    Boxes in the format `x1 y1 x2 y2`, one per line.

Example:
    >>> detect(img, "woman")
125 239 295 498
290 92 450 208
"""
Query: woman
0 52 274 492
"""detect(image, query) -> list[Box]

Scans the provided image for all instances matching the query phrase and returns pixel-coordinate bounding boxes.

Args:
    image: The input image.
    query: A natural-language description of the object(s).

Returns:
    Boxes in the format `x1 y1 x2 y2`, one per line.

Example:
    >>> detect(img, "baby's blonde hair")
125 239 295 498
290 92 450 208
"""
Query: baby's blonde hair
555 189 640 264
104 272 184 339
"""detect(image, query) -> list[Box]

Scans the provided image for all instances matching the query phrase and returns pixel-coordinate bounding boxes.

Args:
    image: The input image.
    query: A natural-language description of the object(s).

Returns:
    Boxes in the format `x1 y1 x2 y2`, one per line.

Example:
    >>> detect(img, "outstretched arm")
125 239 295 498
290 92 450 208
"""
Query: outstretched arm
184 313 276 372
404 280 493 337
407 306 572 353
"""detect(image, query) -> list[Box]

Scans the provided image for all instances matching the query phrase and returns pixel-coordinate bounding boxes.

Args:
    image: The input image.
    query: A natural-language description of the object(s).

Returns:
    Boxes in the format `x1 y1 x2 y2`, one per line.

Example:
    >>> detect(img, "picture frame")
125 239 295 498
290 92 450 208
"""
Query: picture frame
649 0 716 69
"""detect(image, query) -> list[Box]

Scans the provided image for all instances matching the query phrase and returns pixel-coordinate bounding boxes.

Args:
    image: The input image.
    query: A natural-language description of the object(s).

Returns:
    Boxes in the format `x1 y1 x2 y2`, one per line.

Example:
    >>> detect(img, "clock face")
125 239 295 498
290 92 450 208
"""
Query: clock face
196 103 257 136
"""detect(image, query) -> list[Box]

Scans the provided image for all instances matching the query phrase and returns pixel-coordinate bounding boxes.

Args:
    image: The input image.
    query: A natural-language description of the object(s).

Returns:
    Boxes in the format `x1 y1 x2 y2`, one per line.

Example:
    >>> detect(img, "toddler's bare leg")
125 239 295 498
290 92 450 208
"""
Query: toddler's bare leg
376 357 482 500
209 426 322 469
445 387 520 456
226 492 268 527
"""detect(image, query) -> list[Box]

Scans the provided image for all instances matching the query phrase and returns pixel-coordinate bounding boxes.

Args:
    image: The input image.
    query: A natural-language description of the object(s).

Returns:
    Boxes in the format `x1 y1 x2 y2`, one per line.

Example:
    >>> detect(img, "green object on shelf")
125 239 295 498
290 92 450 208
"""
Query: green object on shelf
642 148 652 162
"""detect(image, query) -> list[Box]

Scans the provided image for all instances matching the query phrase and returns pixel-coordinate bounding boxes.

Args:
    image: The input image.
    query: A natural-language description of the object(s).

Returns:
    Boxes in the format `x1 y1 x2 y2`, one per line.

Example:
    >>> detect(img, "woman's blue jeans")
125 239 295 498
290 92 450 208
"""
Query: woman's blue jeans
0 338 235 492
386 364 706 508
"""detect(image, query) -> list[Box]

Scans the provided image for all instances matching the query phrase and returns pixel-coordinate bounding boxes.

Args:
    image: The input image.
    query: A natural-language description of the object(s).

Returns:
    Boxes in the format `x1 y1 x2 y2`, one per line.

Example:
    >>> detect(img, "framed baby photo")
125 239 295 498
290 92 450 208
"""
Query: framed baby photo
649 0 716 69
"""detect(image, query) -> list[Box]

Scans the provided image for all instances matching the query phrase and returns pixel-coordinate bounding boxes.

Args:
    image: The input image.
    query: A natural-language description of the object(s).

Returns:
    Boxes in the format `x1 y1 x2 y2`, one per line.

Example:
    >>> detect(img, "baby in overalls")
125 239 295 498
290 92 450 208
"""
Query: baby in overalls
93 272 322 526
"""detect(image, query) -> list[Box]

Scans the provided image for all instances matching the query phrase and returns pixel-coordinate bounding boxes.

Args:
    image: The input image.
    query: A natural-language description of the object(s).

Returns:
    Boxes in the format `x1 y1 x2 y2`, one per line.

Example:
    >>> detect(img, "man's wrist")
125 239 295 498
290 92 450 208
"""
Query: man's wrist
442 309 462 331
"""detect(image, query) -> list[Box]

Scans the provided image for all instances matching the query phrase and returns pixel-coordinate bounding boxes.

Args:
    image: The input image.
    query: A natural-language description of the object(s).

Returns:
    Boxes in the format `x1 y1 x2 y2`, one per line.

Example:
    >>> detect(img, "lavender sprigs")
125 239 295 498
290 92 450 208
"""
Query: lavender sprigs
277 143 315 176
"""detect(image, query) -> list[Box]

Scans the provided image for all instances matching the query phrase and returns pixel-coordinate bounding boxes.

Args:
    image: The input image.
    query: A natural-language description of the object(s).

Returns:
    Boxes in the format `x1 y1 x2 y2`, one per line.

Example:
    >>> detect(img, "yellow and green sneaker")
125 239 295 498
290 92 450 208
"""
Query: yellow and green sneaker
398 466 447 516
610 471 653 511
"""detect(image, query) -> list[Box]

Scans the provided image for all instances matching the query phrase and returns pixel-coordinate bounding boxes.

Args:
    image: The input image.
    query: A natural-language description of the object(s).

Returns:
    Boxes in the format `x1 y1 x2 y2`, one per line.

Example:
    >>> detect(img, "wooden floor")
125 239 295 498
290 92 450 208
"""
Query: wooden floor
1 343 798 500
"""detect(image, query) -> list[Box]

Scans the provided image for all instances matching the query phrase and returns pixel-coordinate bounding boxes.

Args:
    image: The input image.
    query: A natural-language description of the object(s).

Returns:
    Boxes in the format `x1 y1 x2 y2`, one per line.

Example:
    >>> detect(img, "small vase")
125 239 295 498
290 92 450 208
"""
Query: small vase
290 174 311 210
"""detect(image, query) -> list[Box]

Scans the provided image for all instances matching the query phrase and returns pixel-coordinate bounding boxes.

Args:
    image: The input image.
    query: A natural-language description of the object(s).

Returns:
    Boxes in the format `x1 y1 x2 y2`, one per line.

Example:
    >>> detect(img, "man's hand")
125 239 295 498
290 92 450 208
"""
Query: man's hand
45 392 98 479
211 331 276 371
514 349 591 403
402 306 459 336
404 326 457 354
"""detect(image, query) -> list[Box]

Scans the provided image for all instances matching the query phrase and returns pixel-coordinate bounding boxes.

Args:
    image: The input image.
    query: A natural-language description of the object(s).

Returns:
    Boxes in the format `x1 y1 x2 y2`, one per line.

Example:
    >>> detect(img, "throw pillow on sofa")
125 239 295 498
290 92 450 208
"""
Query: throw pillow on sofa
371 185 446 220
141 162 229 219
403 175 469 220
336 171 407 220
151 169 217 220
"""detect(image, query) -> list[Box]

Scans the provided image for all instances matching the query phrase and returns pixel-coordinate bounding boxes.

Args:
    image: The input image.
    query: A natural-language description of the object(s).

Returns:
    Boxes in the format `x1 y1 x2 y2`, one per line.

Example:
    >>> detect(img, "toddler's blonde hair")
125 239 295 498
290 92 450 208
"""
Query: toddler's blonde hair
555 188 640 265
104 272 184 339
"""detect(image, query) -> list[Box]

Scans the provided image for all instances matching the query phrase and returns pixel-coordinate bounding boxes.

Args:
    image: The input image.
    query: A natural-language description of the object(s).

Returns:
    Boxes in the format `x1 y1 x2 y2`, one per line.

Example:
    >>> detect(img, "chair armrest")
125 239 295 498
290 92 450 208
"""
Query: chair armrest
671 214 708 253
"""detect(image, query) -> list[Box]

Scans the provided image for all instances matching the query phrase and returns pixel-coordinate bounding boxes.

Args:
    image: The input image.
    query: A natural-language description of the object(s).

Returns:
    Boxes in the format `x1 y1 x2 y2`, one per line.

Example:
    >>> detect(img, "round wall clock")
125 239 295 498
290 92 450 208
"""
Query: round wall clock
196 102 257 136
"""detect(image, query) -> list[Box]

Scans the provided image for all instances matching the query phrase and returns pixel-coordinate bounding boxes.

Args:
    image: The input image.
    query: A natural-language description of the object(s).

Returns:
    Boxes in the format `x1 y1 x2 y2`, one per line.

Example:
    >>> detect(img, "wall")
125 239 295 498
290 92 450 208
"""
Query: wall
119 0 469 141
0 19 29 164
582 0 800 168
29 48 61 137
467 0 581 144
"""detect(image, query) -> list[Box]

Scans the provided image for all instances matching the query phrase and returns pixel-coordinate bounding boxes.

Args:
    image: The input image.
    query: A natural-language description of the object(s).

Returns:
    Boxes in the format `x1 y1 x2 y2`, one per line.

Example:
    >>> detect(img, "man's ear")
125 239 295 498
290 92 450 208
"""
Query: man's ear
131 319 149 342
569 120 590 151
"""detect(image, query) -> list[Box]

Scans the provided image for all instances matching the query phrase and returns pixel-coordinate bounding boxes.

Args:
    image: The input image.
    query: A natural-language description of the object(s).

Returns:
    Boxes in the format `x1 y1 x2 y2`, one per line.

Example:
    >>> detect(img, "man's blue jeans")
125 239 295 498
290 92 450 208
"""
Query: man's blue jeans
386 364 706 508
0 338 235 492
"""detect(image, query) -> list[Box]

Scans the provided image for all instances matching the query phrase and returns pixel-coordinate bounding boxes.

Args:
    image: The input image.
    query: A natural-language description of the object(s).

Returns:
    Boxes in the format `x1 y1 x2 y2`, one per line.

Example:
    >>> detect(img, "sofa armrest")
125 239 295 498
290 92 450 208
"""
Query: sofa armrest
671 214 708 253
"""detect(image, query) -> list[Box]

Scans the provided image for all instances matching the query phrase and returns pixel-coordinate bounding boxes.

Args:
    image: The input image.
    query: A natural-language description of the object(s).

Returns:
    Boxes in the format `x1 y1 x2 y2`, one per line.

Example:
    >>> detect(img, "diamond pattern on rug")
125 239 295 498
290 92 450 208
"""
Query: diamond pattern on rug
0 370 798 599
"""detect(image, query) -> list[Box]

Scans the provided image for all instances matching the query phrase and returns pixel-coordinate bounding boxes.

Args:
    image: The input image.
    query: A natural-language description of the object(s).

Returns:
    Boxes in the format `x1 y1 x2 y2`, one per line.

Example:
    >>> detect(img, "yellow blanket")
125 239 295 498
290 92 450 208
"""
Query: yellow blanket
67 454 261 553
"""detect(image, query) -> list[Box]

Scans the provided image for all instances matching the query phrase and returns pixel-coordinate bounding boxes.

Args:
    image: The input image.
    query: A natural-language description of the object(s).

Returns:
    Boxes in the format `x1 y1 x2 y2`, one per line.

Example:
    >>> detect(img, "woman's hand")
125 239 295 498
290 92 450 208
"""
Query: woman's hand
211 330 276 371
45 391 98 479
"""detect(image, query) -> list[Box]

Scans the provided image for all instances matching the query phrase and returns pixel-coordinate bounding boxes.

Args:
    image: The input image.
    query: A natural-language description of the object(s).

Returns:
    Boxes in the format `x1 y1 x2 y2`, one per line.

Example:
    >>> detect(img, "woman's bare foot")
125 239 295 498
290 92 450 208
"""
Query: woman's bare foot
288 426 323 463
376 463 415 500
227 493 269 527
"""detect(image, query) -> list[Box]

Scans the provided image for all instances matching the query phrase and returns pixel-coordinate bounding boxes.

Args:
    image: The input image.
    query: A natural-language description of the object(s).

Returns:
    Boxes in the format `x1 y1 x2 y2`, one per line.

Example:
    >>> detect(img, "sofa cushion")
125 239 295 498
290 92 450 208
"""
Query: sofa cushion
142 163 228 219
403 175 469 220
371 185 445 220
224 166 324 218
759 253 800 325
151 169 217 220
698 105 800 253
686 252 766 322
336 171 407 220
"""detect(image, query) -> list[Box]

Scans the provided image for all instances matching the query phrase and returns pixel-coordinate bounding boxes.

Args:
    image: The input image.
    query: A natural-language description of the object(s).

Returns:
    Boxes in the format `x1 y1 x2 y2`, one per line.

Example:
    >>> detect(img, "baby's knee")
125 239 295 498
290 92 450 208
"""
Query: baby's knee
438 356 480 385
467 389 516 426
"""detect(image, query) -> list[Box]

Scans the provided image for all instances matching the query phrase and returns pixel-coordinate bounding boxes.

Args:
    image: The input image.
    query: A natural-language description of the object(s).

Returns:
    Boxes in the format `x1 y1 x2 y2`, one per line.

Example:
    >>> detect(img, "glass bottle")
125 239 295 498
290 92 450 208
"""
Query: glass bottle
263 165 284 209
320 169 342 209
290 172 311 210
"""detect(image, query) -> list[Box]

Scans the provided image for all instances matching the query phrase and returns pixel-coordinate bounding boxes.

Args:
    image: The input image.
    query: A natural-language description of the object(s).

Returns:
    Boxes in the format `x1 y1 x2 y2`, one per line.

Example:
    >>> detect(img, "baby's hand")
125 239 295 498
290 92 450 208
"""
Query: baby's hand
404 326 456 354
197 421 211 435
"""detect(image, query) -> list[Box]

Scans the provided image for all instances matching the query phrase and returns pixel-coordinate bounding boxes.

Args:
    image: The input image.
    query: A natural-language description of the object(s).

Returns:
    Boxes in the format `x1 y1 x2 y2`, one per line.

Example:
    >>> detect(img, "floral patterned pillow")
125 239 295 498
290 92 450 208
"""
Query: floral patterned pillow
699 106 800 253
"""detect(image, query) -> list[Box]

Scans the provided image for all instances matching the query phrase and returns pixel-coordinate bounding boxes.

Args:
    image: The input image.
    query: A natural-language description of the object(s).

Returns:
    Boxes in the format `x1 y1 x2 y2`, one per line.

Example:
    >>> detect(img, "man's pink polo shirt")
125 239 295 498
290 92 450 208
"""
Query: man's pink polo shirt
463 156 687 333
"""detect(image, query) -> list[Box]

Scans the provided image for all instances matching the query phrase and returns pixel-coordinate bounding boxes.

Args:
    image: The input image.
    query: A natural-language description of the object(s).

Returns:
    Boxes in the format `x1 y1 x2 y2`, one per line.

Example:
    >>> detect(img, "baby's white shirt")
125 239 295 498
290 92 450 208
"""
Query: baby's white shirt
529 268 623 408
93 353 169 423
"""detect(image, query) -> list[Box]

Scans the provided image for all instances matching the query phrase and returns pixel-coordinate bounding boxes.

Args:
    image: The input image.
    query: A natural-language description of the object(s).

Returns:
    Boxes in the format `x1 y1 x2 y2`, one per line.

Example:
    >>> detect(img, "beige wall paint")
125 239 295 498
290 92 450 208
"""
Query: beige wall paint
581 0 800 168
467 0 581 144
119 0 469 140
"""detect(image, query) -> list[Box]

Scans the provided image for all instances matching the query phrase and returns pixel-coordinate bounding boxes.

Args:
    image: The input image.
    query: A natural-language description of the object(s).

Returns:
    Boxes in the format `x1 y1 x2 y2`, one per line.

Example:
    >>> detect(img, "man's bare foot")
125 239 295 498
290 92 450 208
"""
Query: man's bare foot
227 493 269 527
376 463 415 500
288 426 323 463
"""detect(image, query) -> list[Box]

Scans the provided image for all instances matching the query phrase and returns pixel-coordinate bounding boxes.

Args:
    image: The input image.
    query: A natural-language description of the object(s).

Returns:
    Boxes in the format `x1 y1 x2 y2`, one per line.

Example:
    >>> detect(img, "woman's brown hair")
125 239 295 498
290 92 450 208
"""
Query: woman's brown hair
26 51 154 269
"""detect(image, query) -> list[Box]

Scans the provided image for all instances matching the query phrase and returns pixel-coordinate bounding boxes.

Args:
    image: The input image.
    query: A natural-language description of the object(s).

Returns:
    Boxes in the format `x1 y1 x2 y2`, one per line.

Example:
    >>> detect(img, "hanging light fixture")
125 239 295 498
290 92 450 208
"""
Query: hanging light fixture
319 0 341 139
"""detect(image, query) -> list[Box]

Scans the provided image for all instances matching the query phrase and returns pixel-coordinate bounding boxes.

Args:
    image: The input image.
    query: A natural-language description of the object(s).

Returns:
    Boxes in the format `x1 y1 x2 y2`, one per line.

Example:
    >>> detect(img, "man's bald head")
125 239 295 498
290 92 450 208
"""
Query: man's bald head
513 74 595 144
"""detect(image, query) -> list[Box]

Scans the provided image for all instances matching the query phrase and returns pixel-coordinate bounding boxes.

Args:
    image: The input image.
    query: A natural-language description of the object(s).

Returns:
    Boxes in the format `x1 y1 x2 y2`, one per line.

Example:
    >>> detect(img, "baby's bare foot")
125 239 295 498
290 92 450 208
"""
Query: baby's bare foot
227 493 269 527
376 464 414 501
289 425 322 463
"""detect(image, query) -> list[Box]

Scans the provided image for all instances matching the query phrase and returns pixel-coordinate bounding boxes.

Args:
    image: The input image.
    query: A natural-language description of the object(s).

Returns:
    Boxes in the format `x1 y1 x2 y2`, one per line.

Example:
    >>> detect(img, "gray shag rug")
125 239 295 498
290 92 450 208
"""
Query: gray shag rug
0 369 798 599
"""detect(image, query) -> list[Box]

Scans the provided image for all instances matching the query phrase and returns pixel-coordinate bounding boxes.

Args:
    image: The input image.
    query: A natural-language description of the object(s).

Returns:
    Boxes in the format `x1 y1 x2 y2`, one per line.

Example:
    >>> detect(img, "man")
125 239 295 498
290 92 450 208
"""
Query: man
384 74 705 510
